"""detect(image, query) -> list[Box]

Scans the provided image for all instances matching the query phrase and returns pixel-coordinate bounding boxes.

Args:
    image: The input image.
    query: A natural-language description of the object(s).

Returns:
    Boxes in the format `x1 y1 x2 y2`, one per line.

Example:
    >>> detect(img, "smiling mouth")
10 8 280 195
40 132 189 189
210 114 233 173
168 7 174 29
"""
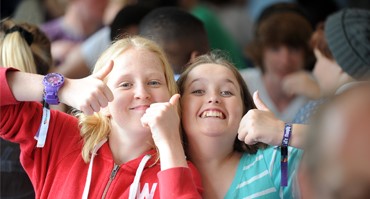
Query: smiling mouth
200 110 226 119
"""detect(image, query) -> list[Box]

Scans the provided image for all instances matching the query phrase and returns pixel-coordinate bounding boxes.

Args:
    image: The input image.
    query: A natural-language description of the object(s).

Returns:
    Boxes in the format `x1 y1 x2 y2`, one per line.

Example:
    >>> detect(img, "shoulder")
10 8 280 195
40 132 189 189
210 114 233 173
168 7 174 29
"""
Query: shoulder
51 109 79 124
226 150 281 198
187 160 202 179
259 145 302 160
48 109 80 140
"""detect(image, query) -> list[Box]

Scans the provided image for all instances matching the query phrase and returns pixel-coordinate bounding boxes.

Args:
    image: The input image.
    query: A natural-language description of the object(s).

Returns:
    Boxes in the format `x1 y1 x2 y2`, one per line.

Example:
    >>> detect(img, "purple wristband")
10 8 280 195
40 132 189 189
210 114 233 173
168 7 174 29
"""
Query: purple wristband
282 123 292 147
281 123 292 187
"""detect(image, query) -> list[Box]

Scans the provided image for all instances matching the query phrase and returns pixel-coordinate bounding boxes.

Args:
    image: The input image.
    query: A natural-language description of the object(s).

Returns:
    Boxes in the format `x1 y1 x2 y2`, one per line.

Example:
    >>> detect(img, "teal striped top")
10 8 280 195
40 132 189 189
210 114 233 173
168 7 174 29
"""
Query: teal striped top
225 146 302 199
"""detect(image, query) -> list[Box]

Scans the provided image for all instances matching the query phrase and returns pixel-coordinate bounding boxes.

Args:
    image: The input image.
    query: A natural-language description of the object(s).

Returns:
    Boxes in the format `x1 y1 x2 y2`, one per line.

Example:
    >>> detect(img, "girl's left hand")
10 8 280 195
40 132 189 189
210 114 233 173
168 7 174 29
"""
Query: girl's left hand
141 94 189 169
238 91 285 146
141 94 181 147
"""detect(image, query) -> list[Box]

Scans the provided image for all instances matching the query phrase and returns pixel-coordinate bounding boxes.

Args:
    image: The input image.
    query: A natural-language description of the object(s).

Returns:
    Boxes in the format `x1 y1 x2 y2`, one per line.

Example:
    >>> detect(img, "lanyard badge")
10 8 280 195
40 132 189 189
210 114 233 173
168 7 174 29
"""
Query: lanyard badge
34 101 50 148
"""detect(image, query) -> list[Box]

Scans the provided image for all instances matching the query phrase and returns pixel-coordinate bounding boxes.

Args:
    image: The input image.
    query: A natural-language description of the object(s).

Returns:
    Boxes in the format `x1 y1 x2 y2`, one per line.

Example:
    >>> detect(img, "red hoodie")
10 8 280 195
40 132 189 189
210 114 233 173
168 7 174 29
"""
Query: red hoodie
0 68 203 199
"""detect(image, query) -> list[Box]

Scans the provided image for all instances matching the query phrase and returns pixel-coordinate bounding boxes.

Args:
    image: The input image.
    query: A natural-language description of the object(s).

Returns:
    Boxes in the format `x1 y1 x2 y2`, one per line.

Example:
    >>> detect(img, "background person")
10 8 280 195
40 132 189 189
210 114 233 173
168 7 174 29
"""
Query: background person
0 18 53 199
240 2 314 122
139 7 209 79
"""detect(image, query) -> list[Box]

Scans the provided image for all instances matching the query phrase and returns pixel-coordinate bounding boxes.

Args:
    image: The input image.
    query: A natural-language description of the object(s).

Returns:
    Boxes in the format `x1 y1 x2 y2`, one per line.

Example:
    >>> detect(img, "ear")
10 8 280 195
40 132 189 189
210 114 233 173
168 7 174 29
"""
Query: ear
189 51 201 63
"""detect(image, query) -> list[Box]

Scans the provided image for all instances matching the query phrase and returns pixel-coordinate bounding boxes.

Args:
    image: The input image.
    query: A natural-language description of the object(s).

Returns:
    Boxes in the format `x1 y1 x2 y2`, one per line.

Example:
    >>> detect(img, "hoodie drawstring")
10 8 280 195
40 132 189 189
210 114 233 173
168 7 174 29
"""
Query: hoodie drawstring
82 138 107 199
81 139 152 199
129 154 151 199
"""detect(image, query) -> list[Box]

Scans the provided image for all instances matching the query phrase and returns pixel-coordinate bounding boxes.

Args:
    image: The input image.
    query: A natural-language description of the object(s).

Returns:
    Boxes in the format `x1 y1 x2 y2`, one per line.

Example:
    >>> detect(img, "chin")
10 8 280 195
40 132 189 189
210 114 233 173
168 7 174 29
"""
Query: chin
202 127 225 137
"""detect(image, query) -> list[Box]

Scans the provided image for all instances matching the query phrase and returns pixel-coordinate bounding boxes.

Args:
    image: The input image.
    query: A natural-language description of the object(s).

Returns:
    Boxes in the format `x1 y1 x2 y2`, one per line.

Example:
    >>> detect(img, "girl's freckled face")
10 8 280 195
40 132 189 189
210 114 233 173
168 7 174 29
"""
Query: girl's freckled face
105 48 170 133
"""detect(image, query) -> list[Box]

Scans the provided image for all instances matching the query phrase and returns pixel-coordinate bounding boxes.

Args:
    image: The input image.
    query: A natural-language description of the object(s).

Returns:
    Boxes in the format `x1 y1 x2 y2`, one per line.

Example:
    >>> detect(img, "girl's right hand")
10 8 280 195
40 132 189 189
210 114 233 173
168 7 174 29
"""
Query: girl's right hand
60 61 114 115
141 94 188 169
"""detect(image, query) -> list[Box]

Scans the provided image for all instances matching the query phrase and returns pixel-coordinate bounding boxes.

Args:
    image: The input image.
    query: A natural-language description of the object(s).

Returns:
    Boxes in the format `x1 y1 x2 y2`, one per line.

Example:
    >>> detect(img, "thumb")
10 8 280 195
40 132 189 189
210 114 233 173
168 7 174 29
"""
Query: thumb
93 60 114 80
169 94 180 106
253 91 269 111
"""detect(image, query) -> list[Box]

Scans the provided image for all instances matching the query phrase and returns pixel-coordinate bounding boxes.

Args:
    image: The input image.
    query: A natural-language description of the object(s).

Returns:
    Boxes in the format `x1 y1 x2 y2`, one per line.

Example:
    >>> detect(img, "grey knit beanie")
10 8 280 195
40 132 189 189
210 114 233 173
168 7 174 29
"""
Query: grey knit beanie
325 9 370 80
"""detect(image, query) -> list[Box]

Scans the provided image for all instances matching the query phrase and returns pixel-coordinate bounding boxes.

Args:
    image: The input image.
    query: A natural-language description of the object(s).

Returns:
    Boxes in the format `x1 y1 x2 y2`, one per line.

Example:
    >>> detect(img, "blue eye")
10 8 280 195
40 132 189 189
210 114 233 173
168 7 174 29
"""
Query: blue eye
220 91 233 96
191 90 205 95
148 80 161 87
119 82 133 89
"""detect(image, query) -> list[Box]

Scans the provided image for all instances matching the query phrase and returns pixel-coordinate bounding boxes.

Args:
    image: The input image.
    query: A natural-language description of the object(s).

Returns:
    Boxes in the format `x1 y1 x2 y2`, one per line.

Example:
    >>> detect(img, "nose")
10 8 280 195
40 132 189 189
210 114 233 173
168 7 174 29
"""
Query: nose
134 84 151 100
208 94 220 104
279 47 291 65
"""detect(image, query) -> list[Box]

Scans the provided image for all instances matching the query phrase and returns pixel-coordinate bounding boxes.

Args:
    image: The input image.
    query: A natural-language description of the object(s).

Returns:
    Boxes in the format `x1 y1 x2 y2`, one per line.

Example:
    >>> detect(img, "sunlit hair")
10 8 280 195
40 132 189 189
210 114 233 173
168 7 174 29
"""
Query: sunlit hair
76 36 177 162
177 51 267 155
310 22 334 60
0 19 52 75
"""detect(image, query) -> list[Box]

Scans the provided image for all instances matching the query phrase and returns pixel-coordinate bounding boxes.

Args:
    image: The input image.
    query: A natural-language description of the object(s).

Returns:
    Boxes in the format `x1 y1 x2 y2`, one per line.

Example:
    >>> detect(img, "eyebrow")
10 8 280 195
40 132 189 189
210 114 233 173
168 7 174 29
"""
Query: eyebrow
189 78 205 85
189 77 238 87
112 71 166 83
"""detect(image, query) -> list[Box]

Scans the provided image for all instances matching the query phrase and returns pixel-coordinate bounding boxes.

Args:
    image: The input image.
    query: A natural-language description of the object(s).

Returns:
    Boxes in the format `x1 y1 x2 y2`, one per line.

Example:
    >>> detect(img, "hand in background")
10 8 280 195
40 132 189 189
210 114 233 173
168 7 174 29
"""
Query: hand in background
282 71 320 99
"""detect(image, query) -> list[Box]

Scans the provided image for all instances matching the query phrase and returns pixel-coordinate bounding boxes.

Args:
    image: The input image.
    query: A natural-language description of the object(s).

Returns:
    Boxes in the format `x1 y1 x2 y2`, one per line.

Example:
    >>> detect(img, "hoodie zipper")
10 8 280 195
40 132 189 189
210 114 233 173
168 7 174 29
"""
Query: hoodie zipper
101 164 120 199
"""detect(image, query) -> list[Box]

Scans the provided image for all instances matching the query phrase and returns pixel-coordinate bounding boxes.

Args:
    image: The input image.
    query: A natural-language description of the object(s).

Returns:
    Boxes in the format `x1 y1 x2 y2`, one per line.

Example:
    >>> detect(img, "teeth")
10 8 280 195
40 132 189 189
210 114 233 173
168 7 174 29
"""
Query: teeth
201 111 224 119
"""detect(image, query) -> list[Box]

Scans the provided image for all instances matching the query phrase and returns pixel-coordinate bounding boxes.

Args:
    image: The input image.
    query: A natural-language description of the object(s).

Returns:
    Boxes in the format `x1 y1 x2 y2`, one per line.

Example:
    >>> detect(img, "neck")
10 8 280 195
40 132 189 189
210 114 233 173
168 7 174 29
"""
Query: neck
108 124 154 165
188 135 234 164
187 134 241 199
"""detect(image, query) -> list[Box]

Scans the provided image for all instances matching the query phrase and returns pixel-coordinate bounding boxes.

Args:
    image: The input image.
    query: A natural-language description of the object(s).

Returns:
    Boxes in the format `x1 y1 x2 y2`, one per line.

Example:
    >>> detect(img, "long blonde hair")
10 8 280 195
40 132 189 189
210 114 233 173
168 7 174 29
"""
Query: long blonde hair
77 36 178 162
0 19 52 75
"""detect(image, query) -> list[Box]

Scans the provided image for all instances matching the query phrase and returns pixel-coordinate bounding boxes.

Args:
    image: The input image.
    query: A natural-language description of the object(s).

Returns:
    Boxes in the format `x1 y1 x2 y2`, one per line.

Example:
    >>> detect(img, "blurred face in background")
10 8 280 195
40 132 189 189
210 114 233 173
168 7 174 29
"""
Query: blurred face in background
263 45 305 79
79 0 109 22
